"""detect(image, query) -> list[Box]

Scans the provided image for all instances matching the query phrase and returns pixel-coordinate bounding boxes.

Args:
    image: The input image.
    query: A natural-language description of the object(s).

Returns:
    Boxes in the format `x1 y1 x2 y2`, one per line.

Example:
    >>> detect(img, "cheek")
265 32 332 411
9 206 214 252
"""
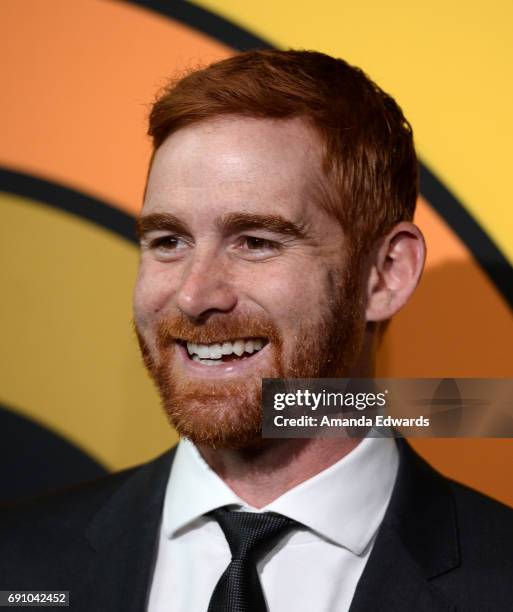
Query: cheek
253 264 324 330
133 263 174 327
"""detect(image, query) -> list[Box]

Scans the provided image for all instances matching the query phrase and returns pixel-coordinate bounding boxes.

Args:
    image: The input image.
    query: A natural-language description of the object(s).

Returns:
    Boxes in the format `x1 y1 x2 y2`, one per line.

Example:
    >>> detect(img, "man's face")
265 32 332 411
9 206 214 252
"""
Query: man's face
133 117 367 449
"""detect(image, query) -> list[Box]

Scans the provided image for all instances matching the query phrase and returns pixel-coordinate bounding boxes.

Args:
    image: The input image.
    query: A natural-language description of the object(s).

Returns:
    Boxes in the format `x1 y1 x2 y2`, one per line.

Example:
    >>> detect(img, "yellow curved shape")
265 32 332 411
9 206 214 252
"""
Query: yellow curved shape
194 0 513 265
0 0 230 217
0 193 177 470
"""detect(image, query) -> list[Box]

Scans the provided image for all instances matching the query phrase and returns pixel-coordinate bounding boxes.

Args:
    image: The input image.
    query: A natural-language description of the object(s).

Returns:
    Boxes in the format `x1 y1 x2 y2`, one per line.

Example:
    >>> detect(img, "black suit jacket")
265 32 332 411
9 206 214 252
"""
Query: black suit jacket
2 439 513 611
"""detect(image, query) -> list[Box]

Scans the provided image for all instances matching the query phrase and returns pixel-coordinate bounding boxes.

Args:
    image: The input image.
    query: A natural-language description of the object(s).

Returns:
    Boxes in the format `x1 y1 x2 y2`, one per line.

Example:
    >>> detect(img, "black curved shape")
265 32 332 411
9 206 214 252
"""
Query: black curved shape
2 5 509 308
2 159 512 310
0 404 107 503
126 0 273 51
0 168 137 244
126 0 513 310
419 164 513 308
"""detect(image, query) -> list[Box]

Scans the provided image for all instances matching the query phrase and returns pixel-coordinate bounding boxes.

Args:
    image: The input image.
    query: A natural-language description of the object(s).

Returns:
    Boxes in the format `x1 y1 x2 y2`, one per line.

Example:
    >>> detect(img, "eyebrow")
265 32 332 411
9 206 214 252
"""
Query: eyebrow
136 211 307 241
216 213 307 239
136 213 190 240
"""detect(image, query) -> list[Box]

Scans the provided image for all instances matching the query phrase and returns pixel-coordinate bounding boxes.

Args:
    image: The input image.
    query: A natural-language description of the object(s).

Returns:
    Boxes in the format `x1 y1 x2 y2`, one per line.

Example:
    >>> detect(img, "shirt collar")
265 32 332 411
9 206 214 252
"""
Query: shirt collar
163 434 398 555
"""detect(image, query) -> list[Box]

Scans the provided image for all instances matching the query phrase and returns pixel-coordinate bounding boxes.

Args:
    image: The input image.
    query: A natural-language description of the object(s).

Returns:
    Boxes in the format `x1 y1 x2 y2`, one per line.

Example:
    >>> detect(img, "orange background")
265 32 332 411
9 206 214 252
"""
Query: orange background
1 1 512 505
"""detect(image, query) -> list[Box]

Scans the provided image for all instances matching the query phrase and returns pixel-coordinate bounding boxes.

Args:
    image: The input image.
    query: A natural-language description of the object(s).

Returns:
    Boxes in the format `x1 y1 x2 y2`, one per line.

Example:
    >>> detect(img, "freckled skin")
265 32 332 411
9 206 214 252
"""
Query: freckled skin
132 115 425 504
133 115 368 452
134 116 356 374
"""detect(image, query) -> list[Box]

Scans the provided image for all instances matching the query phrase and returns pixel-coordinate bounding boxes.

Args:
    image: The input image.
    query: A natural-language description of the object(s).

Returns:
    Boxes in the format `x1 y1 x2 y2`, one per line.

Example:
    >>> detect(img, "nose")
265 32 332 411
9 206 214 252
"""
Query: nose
176 251 238 320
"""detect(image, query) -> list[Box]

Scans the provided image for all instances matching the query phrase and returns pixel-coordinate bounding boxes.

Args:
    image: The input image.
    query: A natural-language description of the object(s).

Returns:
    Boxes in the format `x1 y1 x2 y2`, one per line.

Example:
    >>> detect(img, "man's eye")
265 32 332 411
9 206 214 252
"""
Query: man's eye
240 236 280 251
150 236 182 250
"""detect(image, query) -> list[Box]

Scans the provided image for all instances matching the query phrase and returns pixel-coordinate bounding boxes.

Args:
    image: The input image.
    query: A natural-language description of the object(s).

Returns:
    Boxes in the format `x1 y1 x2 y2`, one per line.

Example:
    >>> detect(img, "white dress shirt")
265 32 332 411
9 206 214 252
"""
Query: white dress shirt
147 435 398 612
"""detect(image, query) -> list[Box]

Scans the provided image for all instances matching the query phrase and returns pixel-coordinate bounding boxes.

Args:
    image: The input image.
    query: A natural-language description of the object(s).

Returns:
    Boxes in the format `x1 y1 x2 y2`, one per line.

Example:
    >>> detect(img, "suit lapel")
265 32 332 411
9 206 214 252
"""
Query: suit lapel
349 524 455 612
350 439 459 612
83 447 177 612
77 439 460 611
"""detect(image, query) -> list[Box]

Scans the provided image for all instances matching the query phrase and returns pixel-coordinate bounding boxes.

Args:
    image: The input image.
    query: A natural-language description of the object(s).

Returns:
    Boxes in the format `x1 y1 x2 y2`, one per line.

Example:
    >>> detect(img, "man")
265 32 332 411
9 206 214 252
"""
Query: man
2 50 513 611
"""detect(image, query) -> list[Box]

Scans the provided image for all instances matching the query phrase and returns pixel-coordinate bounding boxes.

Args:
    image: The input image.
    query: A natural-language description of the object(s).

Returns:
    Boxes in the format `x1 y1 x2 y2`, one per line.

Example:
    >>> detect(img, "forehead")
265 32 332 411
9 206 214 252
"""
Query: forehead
143 116 324 222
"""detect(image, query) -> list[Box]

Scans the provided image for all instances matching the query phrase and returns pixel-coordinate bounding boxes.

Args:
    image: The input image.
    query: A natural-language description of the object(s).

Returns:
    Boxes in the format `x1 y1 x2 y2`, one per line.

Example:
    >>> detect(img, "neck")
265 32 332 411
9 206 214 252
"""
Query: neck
198 336 376 508
197 437 361 508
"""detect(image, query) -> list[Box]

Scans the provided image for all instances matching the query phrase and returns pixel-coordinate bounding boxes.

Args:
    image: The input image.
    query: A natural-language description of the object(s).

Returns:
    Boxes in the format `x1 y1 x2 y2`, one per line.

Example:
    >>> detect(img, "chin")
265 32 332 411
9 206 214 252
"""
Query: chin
161 392 263 450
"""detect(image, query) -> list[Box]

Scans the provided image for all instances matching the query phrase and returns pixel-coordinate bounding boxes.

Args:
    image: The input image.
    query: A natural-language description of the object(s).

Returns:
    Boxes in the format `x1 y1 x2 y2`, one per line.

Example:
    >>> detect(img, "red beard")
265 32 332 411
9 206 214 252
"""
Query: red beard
135 263 365 449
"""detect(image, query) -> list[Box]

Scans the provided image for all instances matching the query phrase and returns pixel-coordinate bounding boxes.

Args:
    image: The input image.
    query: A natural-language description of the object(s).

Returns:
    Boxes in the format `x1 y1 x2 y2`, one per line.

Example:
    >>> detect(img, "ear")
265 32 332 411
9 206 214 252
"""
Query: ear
365 222 426 322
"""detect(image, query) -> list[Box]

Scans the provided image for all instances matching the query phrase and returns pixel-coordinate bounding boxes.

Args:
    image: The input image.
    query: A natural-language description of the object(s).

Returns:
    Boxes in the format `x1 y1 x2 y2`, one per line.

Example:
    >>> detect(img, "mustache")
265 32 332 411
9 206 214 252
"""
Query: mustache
155 311 281 347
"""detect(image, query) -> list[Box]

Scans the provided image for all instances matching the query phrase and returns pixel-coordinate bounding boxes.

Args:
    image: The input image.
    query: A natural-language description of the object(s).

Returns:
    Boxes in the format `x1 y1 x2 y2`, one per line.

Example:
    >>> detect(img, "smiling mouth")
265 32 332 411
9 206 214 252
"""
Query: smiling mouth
177 337 268 366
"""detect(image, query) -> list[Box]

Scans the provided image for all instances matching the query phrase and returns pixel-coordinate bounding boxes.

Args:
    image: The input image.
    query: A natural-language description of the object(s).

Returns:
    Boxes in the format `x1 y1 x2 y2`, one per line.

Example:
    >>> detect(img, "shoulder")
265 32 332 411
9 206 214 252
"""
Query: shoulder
1 444 176 529
448 477 513 561
0 446 176 588
385 438 513 570
0 465 138 536
433 478 513 607
396 439 513 555
365 441 513 609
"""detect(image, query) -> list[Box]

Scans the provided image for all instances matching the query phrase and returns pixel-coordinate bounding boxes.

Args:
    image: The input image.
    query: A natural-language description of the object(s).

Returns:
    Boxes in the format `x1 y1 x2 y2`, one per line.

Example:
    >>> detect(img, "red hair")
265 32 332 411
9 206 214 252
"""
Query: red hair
148 50 417 258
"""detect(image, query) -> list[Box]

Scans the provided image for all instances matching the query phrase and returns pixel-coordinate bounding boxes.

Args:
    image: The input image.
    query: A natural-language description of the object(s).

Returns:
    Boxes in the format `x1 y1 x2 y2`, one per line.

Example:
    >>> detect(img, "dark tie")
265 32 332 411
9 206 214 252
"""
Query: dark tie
207 507 296 612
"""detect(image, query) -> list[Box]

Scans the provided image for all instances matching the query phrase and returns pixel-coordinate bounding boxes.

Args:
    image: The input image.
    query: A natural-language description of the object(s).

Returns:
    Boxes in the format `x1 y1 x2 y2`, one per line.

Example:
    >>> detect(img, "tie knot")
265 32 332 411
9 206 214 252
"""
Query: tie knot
210 508 295 561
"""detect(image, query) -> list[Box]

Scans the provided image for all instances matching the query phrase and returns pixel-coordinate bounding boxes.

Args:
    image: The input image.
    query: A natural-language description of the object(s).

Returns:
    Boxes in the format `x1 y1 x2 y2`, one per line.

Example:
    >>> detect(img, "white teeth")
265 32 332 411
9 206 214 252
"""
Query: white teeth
201 359 222 366
209 343 222 359
232 340 245 356
185 338 266 360
197 345 210 359
192 355 222 366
